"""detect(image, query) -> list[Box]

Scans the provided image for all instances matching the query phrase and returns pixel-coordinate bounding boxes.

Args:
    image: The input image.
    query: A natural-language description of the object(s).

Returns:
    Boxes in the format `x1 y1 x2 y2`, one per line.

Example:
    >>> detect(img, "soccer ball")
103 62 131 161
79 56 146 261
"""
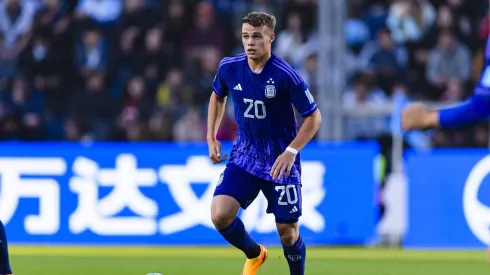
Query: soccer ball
146 273 162 275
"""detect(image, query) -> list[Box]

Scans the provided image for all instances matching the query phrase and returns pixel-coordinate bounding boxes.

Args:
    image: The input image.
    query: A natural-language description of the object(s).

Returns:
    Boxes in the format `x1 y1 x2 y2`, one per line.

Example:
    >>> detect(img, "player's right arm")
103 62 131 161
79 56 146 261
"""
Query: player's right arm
402 93 490 130
207 63 229 164
402 81 490 131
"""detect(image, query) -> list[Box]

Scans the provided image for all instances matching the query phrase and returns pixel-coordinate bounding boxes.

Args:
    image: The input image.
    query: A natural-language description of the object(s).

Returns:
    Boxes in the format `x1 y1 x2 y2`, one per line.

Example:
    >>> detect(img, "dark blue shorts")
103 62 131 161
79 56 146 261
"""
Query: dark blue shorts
213 163 302 224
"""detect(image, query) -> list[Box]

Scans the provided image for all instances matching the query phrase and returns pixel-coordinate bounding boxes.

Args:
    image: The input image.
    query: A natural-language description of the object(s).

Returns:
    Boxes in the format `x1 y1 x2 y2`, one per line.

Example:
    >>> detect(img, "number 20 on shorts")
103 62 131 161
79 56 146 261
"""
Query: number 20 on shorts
275 184 298 205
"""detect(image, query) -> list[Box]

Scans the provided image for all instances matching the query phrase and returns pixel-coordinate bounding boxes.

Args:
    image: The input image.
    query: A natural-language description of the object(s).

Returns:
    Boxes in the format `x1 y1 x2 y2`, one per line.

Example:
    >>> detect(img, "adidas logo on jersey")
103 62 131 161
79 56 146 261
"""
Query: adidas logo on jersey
289 206 298 213
233 84 243 91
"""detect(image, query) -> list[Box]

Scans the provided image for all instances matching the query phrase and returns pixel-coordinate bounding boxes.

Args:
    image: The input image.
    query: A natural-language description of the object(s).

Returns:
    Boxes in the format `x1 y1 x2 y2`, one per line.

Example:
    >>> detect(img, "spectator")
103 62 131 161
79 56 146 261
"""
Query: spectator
20 30 58 78
422 5 473 50
141 26 177 88
147 110 173 141
34 0 70 35
2 76 44 140
69 73 116 140
426 29 471 98
298 53 318 96
33 0 72 66
63 117 89 141
274 12 313 67
366 27 409 95
76 26 107 75
362 0 390 40
117 0 154 32
181 2 225 61
121 75 154 122
189 46 221 106
342 73 391 139
155 68 193 118
0 33 19 79
386 0 436 44
173 105 204 141
75 0 122 25
345 4 370 52
440 78 465 102
0 0 36 48
162 0 188 54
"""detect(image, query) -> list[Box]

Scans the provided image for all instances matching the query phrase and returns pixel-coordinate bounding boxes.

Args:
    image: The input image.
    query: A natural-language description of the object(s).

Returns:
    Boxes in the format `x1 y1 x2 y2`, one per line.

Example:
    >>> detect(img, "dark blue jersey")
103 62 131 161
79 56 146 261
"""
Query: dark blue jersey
212 53 318 184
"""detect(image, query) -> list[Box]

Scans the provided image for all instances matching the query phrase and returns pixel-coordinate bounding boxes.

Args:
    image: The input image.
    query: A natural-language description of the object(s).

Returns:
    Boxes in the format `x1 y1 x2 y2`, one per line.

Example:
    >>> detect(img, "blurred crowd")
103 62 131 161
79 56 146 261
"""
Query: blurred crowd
0 0 488 145
0 0 318 141
344 0 490 147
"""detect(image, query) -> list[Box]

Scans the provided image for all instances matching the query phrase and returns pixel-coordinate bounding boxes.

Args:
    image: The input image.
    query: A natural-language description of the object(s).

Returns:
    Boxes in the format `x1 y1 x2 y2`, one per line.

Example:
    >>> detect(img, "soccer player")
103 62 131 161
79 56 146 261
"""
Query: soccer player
0 220 13 275
206 12 321 275
401 36 490 265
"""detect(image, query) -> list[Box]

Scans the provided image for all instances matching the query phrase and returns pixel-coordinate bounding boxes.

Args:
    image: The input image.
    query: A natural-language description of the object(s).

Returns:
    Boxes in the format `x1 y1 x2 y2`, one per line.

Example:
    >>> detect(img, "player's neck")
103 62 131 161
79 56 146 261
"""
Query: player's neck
247 52 272 74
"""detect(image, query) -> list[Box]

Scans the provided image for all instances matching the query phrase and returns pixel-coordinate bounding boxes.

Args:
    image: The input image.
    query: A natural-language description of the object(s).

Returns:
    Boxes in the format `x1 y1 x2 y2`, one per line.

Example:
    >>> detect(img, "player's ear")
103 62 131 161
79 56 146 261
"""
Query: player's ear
270 33 275 43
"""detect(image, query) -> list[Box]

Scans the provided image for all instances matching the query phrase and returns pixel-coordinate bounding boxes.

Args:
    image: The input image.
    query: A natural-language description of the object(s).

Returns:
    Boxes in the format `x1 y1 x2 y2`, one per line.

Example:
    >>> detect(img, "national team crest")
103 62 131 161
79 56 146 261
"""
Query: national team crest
265 78 276 98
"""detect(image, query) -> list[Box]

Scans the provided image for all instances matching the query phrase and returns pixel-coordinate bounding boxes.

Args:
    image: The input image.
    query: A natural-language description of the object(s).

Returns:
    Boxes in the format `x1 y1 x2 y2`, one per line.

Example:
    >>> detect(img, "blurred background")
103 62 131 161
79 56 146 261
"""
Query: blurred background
0 0 489 274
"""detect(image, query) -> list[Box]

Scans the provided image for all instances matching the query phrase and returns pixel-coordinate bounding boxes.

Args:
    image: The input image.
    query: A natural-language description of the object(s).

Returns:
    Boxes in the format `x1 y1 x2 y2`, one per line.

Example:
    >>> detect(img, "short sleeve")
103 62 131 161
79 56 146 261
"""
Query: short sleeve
212 65 229 97
288 76 318 117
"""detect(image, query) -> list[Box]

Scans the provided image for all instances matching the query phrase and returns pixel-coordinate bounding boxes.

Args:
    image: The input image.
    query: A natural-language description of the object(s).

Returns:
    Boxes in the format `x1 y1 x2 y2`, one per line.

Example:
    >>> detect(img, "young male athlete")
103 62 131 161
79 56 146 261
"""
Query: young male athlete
207 12 321 275
0 220 13 274
401 36 490 264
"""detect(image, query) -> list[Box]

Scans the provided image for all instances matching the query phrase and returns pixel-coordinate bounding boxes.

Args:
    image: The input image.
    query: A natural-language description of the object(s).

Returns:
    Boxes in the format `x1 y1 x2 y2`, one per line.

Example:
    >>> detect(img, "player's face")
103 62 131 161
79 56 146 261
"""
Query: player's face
242 23 275 61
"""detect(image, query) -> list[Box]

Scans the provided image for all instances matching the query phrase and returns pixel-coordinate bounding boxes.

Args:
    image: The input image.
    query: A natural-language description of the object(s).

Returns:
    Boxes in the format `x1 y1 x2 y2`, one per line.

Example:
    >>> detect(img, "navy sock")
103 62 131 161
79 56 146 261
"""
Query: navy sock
219 217 261 259
282 235 306 275
0 220 12 274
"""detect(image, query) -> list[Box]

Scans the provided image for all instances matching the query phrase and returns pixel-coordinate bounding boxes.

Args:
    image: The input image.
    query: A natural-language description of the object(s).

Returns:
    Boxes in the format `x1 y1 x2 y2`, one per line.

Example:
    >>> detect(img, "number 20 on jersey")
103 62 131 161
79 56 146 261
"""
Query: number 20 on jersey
243 98 266 119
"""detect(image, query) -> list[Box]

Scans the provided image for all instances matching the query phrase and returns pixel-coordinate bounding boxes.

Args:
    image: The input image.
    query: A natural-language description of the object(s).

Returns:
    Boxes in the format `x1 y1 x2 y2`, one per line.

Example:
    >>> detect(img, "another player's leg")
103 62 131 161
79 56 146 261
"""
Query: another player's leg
262 183 305 275
211 164 267 274
0 220 13 275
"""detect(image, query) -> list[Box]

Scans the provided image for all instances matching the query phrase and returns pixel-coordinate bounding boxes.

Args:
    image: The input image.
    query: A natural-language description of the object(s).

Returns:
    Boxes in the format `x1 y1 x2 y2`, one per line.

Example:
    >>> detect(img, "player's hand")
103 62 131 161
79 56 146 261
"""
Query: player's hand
207 138 227 164
270 151 296 180
401 103 436 130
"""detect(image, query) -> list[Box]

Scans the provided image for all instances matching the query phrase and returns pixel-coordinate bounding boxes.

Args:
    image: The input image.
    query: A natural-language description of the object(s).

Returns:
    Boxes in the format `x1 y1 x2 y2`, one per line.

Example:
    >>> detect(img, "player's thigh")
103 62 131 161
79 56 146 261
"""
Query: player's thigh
213 163 261 211
261 183 302 224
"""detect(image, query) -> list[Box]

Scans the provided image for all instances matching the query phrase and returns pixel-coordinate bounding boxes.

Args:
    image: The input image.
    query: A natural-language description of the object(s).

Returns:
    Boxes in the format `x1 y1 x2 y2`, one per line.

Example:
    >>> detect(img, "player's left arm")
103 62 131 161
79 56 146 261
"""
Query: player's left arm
271 81 321 180
288 109 321 151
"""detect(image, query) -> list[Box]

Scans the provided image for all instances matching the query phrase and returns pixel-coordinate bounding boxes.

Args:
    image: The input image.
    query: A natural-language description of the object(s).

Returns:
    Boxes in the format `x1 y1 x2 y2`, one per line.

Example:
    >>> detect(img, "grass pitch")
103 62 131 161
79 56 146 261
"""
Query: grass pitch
9 246 488 275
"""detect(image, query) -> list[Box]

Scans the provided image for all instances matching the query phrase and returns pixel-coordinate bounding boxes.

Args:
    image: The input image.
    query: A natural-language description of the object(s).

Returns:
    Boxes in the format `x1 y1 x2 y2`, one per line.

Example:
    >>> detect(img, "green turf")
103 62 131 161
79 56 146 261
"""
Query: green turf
8 246 489 275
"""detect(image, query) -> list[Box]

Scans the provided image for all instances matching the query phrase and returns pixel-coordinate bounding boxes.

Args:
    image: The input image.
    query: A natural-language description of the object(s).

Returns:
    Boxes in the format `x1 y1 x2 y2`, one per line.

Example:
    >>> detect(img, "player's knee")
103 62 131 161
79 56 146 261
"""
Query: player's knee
211 195 240 230
276 223 299 246
280 230 298 246
211 211 236 231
